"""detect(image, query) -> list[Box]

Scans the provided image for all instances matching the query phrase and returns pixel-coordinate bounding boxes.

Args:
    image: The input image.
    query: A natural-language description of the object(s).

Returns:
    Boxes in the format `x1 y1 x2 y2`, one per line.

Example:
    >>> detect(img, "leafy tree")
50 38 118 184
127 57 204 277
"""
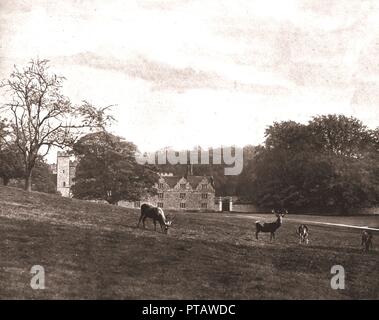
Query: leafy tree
0 59 113 191
32 160 57 194
242 115 379 213
71 132 158 205
5 158 57 193
0 119 24 185
0 142 24 185
309 114 374 157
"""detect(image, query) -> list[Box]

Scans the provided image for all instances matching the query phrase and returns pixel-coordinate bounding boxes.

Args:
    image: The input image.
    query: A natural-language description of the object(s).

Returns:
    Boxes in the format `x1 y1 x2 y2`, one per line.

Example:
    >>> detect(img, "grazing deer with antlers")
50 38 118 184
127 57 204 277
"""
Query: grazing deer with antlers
137 203 173 234
255 209 286 241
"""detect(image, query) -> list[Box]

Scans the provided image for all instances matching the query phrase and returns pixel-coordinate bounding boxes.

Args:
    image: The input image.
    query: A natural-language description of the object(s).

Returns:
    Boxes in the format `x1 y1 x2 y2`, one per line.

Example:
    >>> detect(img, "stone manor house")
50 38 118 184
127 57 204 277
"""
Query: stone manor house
56 152 216 211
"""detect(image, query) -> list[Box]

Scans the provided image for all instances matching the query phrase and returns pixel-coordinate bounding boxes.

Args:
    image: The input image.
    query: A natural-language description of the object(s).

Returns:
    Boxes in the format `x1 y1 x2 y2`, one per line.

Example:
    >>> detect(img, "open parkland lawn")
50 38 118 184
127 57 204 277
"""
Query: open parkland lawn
0 186 378 299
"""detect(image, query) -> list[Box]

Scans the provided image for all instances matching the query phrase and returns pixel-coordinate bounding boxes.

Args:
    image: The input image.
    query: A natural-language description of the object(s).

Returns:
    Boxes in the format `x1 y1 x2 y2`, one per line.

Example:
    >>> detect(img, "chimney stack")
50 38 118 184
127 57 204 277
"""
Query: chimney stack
186 164 193 177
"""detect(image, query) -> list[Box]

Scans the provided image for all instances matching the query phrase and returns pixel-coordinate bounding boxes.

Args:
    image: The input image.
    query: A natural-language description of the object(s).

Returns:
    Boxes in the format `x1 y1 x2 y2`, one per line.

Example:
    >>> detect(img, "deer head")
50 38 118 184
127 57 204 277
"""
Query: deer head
163 214 174 234
272 209 286 224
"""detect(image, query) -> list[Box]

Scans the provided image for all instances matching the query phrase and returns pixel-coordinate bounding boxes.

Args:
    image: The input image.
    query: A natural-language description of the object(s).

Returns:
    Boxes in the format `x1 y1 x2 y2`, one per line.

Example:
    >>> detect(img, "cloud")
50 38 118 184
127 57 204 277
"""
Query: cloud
55 51 289 95
351 81 379 107
213 0 379 90
299 0 370 18
0 0 32 14
138 0 193 11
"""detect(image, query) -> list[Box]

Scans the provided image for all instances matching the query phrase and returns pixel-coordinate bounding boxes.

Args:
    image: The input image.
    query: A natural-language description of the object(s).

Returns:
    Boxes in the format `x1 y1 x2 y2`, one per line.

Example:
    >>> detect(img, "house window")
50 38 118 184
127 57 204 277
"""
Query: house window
158 193 164 199
158 202 164 208
202 184 207 190
202 193 208 199
134 201 140 208
63 181 66 187
158 183 164 189
180 203 186 209
180 183 186 189
201 203 207 209
180 193 186 199
62 170 65 174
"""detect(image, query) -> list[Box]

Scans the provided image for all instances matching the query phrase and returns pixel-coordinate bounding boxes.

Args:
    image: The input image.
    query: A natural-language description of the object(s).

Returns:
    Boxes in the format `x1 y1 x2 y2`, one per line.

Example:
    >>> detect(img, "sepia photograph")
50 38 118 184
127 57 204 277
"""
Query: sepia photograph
0 0 378 305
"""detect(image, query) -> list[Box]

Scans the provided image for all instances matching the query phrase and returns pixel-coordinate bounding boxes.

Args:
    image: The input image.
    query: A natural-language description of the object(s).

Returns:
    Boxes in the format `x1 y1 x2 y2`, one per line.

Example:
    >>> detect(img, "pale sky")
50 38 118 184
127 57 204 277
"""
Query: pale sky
1 0 379 163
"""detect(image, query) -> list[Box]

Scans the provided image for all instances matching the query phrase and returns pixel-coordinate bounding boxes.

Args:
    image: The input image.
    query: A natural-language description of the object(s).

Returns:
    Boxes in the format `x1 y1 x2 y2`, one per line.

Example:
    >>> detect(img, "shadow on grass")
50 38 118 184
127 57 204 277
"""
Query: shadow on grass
308 244 377 255
131 225 168 234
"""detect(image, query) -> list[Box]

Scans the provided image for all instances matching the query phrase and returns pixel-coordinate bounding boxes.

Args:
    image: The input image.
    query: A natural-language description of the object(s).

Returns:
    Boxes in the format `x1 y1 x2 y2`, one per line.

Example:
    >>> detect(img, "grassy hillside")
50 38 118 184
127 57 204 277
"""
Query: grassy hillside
0 186 378 299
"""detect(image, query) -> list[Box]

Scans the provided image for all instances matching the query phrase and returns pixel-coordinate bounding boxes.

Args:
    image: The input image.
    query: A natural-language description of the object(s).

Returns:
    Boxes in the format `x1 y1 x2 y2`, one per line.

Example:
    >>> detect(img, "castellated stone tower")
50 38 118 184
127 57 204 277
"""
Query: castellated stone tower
57 152 72 197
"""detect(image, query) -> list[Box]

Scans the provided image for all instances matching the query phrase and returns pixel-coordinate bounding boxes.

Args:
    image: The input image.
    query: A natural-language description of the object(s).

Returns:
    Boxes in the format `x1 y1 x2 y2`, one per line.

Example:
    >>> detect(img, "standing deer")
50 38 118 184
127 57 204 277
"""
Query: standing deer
137 204 173 234
255 209 286 241
361 230 373 252
297 224 309 244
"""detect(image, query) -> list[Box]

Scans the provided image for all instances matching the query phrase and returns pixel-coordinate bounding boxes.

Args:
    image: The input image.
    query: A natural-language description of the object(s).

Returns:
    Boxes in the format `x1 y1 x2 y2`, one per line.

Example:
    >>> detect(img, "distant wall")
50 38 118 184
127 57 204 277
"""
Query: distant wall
119 200 151 209
357 207 379 215
291 207 379 215
232 203 260 213
119 194 158 209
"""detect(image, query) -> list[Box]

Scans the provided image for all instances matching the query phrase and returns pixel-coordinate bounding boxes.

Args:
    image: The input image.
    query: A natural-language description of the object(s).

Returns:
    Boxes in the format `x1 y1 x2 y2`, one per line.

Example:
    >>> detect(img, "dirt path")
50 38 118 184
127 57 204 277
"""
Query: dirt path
224 213 379 232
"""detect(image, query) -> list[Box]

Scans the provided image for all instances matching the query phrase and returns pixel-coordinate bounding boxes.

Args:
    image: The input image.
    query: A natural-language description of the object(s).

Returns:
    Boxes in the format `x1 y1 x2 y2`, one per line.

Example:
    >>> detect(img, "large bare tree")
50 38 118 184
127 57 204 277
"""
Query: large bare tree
0 59 113 191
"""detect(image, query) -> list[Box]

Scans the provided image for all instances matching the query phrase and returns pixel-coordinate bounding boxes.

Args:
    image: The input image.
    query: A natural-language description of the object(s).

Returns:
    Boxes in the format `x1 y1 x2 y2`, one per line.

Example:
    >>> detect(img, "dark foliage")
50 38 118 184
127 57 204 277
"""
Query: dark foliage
71 132 158 204
239 115 379 213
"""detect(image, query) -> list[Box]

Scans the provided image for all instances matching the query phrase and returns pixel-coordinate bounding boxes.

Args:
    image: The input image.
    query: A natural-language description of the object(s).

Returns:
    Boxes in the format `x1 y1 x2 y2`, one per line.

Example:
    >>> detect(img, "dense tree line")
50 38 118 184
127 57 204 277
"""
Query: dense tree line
237 115 379 213
71 132 158 204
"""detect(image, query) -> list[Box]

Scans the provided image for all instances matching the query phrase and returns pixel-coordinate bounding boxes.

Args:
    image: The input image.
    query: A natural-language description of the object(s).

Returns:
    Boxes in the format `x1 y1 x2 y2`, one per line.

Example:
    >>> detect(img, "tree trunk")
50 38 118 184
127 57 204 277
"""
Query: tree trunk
25 171 32 191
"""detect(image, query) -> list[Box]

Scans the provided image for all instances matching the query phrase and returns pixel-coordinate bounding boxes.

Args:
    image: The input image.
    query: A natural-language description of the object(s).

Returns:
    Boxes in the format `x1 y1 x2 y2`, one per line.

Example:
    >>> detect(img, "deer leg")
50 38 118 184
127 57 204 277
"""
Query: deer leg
153 219 157 231
255 230 259 240
142 216 147 228
137 215 143 228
